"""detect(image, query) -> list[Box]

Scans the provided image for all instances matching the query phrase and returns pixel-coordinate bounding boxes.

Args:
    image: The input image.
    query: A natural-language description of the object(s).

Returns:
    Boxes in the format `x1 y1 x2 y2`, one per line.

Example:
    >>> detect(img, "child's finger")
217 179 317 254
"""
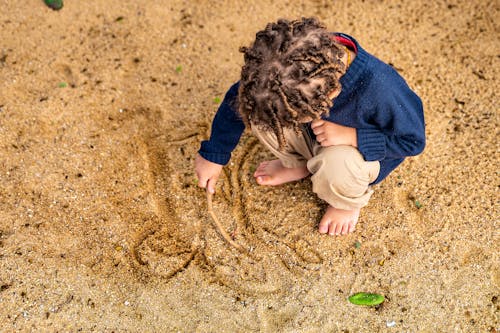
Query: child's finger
311 119 324 129
312 126 324 135
317 135 331 146
206 176 218 194
320 139 332 147
197 177 208 189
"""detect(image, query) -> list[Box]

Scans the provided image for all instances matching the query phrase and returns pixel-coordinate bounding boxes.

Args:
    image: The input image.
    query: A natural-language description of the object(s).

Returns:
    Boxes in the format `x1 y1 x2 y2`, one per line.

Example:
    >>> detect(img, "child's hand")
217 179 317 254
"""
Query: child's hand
311 119 357 147
195 154 223 194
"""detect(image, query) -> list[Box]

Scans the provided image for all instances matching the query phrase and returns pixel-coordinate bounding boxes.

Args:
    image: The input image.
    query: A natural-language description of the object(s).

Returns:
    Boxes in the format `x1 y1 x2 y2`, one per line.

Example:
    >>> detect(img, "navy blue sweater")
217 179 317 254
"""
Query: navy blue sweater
199 34 425 184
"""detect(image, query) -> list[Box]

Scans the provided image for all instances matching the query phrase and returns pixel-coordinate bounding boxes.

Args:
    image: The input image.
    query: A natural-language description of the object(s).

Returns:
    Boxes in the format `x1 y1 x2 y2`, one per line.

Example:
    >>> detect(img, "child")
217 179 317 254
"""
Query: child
195 17 425 236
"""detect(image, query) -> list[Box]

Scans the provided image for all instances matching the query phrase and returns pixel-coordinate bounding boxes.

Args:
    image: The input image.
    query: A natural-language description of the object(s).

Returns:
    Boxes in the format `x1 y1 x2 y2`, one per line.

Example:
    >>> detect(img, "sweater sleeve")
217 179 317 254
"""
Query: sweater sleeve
198 82 246 165
356 71 426 161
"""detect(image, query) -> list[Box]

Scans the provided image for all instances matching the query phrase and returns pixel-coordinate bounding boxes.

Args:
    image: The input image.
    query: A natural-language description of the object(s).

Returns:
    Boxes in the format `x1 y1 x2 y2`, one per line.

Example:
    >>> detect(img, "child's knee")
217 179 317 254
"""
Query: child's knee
307 145 379 198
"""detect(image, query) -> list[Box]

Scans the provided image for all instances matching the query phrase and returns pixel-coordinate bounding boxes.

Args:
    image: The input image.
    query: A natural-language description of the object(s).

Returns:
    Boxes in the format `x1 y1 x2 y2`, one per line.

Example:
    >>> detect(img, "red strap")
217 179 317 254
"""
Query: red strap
334 35 358 53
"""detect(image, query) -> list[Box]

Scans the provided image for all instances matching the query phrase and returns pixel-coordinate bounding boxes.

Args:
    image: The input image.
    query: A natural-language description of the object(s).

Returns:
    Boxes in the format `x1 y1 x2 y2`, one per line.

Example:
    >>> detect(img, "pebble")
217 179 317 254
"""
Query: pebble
386 320 396 327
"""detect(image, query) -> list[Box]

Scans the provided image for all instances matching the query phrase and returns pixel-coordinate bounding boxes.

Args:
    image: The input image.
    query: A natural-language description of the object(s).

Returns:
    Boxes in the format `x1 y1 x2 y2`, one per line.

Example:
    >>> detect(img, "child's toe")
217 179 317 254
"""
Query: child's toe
256 175 272 185
341 223 349 235
328 222 338 235
335 224 341 235
318 219 330 234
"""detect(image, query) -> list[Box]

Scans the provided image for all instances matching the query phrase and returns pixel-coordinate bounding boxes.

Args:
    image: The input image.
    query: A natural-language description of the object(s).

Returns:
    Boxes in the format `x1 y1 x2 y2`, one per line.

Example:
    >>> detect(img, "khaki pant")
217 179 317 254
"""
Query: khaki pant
251 124 380 210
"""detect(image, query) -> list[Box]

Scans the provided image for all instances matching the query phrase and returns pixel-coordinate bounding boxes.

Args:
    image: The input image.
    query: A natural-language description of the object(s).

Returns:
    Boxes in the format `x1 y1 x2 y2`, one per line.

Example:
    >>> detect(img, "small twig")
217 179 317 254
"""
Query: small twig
151 132 199 145
206 191 245 253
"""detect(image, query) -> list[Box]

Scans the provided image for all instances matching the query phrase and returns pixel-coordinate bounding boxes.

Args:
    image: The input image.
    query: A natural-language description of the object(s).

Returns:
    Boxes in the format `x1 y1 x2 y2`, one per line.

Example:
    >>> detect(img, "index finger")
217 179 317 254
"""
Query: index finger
206 176 219 194
311 119 324 129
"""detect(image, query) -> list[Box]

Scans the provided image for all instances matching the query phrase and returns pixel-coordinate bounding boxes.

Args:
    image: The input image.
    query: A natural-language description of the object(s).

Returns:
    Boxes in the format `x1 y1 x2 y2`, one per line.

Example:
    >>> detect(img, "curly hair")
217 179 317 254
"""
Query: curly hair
238 17 347 150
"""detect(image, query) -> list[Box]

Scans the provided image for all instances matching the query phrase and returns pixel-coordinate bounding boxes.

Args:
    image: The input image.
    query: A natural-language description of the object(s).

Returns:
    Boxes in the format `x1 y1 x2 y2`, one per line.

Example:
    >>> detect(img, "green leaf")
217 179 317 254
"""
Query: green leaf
58 82 68 88
348 292 385 306
175 65 182 73
44 0 63 10
415 200 423 209
213 96 221 104
354 241 361 249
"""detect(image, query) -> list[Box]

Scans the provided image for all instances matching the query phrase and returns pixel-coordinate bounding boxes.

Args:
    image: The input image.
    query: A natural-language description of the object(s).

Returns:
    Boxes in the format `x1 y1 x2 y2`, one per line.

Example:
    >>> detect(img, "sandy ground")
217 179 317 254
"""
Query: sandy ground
0 0 498 332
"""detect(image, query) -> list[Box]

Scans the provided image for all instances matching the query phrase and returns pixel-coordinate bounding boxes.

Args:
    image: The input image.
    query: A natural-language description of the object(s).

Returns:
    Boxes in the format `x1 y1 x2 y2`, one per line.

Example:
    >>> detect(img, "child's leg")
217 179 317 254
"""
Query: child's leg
251 124 314 168
251 125 379 236
307 145 380 235
251 124 313 185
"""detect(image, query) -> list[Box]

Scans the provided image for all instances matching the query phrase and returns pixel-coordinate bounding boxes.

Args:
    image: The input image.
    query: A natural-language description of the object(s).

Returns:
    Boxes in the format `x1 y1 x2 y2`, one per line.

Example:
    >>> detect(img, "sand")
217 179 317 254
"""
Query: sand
0 0 498 331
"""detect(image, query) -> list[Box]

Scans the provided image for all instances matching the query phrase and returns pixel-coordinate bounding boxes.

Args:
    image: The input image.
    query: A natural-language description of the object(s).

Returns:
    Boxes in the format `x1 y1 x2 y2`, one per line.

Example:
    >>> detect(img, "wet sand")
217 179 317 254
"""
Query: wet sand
0 0 498 331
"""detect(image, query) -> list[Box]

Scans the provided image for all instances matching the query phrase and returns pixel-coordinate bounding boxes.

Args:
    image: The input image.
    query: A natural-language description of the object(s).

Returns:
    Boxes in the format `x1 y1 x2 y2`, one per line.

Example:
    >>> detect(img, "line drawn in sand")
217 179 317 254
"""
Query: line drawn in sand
130 132 324 295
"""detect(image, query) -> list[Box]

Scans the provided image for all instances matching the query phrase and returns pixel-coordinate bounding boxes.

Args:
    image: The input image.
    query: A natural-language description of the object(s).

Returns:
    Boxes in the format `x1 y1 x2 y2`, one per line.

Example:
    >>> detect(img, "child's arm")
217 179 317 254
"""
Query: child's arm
355 82 425 162
196 82 245 192
198 83 245 165
318 68 425 162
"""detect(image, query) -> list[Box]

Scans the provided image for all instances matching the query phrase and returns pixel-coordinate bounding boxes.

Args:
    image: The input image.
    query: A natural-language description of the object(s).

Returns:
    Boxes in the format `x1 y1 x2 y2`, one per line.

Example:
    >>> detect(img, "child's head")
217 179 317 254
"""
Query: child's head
238 17 346 149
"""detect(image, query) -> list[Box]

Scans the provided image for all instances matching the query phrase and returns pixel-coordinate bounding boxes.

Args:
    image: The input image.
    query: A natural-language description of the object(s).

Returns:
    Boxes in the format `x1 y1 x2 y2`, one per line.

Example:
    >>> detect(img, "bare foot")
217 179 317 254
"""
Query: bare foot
318 205 360 236
253 160 310 186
